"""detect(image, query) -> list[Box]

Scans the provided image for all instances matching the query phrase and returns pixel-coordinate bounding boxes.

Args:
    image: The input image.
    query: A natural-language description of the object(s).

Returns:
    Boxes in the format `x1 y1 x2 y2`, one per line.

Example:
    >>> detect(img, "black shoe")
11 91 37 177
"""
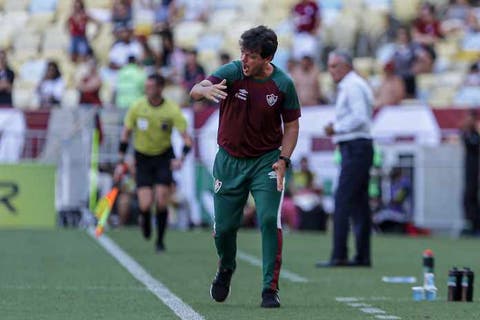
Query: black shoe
261 288 280 308
155 242 166 253
347 260 371 267
315 259 349 268
139 213 151 239
210 268 233 302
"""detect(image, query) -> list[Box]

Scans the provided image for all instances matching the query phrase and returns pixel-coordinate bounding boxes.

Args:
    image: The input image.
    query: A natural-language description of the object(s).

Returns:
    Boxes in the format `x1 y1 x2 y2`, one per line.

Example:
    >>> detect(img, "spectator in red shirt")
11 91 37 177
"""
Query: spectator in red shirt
413 2 443 46
67 0 101 63
78 54 102 107
291 0 321 60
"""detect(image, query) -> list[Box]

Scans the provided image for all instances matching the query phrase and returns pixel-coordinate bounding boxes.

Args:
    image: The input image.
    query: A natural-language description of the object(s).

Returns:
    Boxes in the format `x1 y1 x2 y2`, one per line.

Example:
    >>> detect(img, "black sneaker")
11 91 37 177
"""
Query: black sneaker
155 242 165 253
139 213 151 239
210 268 233 302
261 288 280 308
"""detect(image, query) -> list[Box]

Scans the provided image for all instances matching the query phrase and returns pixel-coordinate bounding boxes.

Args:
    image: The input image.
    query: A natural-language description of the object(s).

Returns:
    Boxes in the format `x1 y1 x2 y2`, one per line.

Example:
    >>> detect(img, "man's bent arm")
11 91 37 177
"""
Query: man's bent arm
190 79 227 103
280 119 299 158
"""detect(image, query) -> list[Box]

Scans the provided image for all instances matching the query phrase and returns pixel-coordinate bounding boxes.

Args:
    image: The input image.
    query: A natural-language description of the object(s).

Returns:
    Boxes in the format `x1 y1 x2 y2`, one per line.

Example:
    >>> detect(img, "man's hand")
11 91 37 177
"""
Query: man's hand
324 122 335 136
113 162 128 182
170 158 183 171
272 160 287 192
203 79 228 103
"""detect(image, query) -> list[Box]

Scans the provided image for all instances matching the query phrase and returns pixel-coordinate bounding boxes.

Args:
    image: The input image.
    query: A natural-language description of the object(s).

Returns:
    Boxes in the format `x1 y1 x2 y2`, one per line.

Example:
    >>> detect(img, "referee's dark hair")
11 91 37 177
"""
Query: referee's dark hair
147 73 165 87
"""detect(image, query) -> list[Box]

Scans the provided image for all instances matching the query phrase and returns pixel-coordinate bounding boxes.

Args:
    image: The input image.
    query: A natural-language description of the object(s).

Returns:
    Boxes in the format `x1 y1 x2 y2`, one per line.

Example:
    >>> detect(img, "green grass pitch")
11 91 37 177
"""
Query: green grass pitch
0 228 479 319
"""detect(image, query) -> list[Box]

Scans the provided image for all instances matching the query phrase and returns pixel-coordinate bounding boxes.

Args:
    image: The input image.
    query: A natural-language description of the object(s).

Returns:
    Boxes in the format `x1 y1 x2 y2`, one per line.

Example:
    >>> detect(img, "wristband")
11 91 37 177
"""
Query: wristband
118 161 129 175
119 141 128 153
182 145 192 157
279 155 291 168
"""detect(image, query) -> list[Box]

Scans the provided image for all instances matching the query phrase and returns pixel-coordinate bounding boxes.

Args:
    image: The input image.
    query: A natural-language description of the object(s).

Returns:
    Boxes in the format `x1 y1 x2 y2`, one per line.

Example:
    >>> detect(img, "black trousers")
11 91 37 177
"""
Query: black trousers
332 138 373 263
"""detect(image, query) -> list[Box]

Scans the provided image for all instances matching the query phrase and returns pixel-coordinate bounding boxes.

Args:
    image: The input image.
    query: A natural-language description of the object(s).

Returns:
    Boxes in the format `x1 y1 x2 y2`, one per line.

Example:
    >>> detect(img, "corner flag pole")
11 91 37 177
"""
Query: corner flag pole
89 127 100 213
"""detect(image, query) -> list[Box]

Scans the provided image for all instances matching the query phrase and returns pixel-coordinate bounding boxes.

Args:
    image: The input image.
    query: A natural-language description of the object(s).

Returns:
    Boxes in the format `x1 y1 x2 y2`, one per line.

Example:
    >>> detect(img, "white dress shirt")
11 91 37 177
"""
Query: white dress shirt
333 71 374 144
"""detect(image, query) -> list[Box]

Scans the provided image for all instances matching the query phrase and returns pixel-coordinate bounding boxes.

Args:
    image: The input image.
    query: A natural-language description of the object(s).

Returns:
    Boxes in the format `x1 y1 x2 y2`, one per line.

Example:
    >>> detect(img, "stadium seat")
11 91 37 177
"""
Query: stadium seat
3 0 29 12
85 0 112 9
329 11 358 50
163 85 187 108
364 0 391 11
173 21 206 49
1 10 29 29
342 0 364 10
197 49 220 75
392 0 420 22
0 23 14 48
13 31 42 61
319 72 335 102
29 0 57 14
90 24 114 65
28 12 56 32
208 8 239 33
354 57 375 78
61 89 80 109
428 86 456 108
13 85 40 110
435 71 465 88
42 26 69 55
360 9 387 40
18 59 47 84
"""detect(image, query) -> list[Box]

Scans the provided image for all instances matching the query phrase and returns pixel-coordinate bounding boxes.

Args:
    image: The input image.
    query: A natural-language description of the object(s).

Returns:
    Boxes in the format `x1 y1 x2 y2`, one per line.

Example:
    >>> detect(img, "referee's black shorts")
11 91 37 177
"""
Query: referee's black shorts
134 148 175 188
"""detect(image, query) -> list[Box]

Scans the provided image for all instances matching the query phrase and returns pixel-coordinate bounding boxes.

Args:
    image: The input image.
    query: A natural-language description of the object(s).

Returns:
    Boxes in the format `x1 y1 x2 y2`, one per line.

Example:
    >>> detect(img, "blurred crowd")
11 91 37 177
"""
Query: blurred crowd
0 0 479 233
0 0 478 111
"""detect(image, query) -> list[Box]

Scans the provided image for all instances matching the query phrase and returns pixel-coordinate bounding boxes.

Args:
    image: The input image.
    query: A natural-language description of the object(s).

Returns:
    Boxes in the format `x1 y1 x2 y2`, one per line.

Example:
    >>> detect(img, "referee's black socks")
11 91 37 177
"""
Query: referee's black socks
140 209 152 239
156 208 168 251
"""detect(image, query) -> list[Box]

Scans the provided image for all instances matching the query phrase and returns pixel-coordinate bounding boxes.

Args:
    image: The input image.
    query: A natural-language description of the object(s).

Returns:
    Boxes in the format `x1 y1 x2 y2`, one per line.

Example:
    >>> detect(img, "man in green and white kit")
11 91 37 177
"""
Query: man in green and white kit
190 25 301 308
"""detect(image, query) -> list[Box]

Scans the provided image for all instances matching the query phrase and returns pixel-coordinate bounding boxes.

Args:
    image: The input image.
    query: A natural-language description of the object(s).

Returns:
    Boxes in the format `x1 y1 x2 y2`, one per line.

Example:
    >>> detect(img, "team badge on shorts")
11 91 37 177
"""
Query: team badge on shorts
266 94 278 106
214 178 222 193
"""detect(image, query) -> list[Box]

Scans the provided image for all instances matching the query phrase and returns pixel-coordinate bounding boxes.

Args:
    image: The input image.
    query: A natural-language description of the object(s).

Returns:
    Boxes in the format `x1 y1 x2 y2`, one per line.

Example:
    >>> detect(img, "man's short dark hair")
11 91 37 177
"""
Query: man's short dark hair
147 73 165 87
239 25 278 59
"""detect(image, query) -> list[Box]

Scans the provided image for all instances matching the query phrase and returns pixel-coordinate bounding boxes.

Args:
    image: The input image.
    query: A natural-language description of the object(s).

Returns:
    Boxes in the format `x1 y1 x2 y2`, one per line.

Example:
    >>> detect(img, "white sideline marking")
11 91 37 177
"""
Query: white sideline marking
237 250 308 283
87 228 204 320
1 284 147 291
361 308 386 314
336 297 401 319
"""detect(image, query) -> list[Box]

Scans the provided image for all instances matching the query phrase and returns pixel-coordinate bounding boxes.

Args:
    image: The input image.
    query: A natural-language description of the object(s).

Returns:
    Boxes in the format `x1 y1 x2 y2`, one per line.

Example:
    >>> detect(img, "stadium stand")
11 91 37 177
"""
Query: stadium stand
0 0 477 112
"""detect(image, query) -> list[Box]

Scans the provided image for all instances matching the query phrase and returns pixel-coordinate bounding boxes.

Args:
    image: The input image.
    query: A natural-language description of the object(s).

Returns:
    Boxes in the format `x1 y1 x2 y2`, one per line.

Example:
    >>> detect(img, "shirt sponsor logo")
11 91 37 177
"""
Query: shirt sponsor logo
267 171 277 180
214 178 222 193
266 94 278 106
137 118 149 131
235 89 248 101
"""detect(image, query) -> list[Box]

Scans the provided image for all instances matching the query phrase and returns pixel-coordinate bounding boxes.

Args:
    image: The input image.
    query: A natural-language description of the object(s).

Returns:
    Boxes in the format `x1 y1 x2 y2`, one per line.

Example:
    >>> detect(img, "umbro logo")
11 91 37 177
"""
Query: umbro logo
266 94 278 106
267 171 277 180
235 89 248 101
214 178 222 193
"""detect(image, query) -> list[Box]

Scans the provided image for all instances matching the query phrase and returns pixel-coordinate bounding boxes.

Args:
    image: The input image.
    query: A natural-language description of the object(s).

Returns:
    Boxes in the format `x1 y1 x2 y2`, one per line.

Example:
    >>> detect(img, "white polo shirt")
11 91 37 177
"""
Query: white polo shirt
333 71 374 144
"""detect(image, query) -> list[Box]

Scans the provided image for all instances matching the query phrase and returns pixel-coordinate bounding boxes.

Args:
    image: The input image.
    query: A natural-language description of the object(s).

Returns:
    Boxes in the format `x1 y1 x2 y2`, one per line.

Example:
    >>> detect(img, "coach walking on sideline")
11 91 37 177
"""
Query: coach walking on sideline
190 25 301 308
316 50 374 268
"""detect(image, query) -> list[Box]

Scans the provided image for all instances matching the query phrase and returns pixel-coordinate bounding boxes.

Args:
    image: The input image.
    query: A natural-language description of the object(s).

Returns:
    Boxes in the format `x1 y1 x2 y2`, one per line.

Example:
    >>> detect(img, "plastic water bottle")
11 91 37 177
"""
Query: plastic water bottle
462 268 474 302
448 267 463 301
423 249 434 274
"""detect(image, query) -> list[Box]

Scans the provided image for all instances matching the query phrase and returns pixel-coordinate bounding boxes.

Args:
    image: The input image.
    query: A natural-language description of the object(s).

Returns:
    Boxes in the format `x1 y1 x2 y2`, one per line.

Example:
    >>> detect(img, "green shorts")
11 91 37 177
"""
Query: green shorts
212 147 282 230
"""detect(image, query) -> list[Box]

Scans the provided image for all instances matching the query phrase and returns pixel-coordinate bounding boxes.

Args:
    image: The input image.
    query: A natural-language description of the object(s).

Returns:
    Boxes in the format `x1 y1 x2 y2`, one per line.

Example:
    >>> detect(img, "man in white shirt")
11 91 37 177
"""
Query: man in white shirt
317 50 374 268
109 24 144 70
